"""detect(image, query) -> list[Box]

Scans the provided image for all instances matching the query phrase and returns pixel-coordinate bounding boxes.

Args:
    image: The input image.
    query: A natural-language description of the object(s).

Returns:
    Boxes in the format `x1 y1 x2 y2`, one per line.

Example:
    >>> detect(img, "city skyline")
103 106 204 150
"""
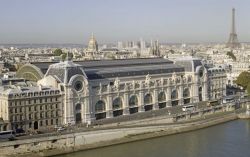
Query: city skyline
0 0 250 44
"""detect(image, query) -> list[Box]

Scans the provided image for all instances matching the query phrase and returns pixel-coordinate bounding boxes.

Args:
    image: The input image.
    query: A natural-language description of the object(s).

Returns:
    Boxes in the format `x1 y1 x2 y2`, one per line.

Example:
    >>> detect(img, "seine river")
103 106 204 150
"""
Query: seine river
58 120 250 157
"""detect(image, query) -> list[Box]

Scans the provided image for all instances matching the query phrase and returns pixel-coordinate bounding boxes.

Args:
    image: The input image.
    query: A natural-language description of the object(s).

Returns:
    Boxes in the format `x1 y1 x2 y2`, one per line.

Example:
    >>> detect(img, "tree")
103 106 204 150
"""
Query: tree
169 49 175 54
61 53 67 60
226 51 236 61
53 49 63 56
61 52 73 61
235 71 250 89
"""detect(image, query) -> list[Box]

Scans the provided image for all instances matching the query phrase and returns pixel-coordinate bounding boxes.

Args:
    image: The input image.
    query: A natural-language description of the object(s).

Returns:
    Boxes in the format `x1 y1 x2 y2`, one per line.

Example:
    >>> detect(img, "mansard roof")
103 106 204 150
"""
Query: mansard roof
32 58 173 71
85 64 184 80
45 61 87 83
29 58 184 81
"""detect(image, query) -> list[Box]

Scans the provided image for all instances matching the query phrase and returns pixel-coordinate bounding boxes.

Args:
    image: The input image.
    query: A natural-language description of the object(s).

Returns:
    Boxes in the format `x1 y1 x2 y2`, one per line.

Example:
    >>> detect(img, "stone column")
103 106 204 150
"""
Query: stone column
123 93 129 115
83 97 94 124
138 91 145 112
106 95 113 118
193 75 199 103
167 86 171 107
153 89 159 110
203 82 208 101
64 86 75 125
179 86 184 106
203 72 209 101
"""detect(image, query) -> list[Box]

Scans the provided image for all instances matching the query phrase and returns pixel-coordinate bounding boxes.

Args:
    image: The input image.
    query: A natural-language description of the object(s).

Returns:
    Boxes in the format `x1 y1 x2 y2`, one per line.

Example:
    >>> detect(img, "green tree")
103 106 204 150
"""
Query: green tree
53 49 63 56
226 51 236 61
169 49 175 54
61 53 67 60
61 52 73 61
235 71 250 89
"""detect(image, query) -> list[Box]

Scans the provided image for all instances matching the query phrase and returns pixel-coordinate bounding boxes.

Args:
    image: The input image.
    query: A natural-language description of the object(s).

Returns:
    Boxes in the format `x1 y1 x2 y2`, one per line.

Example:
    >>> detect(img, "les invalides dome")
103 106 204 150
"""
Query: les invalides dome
87 33 98 52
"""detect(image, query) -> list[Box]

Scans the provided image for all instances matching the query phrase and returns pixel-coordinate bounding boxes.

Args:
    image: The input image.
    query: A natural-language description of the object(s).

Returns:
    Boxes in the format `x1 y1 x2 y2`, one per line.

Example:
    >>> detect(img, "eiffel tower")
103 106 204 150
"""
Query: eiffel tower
226 8 240 48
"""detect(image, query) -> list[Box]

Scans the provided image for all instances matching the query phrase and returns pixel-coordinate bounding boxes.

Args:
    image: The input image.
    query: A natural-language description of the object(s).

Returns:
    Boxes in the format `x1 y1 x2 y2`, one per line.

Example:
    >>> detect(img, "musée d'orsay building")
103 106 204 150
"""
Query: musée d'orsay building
0 34 226 131
14 57 222 128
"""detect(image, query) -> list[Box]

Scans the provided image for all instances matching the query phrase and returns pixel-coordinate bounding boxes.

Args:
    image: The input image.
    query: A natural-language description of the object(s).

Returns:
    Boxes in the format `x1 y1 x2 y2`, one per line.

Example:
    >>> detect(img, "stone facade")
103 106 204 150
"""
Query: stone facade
35 58 212 125
0 86 62 131
4 57 227 129
207 67 227 100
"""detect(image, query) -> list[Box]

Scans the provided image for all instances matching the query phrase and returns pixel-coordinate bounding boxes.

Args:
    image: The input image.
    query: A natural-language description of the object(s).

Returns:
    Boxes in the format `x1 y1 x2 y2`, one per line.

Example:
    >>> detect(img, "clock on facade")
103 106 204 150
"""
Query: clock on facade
74 81 83 91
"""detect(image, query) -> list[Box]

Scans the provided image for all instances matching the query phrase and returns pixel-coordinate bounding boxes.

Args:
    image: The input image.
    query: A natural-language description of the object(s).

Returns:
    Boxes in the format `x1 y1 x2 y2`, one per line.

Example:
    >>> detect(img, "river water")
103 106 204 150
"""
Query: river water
58 120 250 157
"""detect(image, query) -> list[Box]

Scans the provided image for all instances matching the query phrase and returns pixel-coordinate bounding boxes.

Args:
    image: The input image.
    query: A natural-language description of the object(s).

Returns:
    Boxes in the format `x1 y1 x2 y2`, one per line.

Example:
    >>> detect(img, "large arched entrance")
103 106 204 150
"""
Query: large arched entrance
158 91 166 109
75 103 82 123
95 100 106 120
112 97 123 117
183 88 191 104
144 93 153 111
129 95 138 114
171 89 179 106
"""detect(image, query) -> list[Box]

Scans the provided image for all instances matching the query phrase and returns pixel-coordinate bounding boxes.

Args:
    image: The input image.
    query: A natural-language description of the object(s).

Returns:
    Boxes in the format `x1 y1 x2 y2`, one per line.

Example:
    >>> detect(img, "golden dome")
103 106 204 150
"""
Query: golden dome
87 33 98 52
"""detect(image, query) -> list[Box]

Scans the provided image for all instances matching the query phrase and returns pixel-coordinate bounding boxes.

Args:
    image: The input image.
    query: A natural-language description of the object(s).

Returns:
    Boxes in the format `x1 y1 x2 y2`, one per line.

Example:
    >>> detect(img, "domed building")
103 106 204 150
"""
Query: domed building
87 33 98 53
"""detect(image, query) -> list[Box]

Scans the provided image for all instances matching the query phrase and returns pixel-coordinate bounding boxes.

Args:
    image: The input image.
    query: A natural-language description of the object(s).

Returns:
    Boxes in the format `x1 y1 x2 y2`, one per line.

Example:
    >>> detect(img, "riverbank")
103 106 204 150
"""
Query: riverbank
0 110 242 157
48 112 239 157
238 113 250 119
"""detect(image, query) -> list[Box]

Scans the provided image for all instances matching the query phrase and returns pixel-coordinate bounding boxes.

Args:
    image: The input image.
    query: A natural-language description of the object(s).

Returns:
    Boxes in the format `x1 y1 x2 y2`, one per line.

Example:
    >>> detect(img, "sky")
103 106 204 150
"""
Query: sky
0 0 250 44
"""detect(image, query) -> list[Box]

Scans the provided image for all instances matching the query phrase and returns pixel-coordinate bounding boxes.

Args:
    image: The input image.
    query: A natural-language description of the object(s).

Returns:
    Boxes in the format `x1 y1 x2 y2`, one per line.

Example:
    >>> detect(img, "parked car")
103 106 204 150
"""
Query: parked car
57 127 66 132
182 105 195 112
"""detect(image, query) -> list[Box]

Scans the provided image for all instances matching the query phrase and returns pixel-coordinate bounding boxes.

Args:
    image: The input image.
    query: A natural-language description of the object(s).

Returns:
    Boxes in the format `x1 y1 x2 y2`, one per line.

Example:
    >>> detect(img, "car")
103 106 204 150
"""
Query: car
182 105 195 112
57 127 66 132
15 128 25 134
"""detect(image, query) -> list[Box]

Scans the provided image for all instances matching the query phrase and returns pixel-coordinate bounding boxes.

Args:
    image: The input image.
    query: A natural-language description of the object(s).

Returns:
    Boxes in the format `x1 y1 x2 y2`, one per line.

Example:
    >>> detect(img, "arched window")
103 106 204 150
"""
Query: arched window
75 103 81 111
129 95 138 107
144 93 153 105
112 97 123 110
171 89 178 99
183 88 190 98
158 92 166 102
95 100 106 113
199 87 202 92
75 103 82 123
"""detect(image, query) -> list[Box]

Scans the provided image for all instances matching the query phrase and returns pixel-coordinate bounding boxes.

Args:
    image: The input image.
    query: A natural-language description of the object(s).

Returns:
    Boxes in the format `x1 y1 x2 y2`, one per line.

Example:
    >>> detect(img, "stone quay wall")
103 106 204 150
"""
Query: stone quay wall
0 111 238 157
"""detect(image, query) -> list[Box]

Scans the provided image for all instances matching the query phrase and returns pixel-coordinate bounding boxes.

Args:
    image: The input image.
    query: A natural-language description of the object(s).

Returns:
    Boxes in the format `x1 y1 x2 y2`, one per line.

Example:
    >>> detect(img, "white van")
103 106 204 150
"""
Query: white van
182 105 195 112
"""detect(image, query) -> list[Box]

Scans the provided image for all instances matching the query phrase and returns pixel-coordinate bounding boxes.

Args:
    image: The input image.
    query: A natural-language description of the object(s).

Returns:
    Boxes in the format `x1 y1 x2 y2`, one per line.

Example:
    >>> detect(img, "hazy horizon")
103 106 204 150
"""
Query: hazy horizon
1 0 250 44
